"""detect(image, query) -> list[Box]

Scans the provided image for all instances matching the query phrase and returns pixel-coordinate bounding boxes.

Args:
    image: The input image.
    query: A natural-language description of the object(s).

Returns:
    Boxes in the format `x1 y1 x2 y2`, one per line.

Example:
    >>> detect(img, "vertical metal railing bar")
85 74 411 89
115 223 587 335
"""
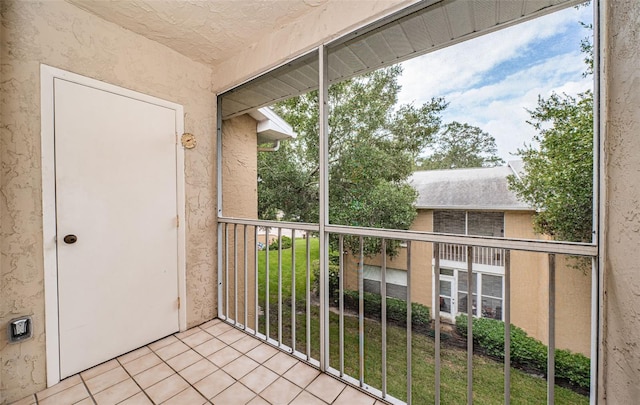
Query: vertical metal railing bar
504 250 511 405
359 236 365 387
318 43 330 372
590 257 598 405
234 224 238 325
467 245 473 405
406 241 413 405
265 227 270 340
244 225 248 329
215 97 223 321
593 0 603 400
548 254 556 405
381 239 388 398
339 235 345 377
225 223 229 320
254 226 258 334
278 228 283 346
306 232 311 360
217 222 223 319
291 228 297 353
434 243 441 405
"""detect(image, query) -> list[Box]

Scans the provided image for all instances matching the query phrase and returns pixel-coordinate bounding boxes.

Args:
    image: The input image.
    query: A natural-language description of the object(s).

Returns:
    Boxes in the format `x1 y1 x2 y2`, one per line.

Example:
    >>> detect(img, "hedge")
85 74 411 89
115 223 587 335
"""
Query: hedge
456 315 590 389
269 235 292 250
343 290 430 330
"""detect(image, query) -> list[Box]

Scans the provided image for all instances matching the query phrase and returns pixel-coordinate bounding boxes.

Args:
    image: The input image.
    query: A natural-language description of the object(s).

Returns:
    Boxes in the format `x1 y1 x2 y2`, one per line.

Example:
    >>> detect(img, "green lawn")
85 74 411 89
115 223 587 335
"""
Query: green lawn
255 237 588 405
257 236 318 307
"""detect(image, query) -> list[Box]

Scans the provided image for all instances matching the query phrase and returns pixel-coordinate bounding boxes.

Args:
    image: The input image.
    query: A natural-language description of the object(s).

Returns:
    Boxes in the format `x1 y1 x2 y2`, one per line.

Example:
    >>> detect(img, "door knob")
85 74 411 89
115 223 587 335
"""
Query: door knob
63 234 78 244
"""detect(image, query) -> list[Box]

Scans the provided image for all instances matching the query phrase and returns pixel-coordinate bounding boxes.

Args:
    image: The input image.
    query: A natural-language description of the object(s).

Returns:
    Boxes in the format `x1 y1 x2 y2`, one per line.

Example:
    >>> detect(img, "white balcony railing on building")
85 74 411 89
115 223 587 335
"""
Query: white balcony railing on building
217 218 598 405
439 243 506 267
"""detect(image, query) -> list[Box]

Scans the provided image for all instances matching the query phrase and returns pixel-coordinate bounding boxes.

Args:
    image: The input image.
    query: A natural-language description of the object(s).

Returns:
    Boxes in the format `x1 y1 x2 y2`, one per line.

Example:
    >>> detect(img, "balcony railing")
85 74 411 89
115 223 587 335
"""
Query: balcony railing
439 243 506 267
217 218 598 405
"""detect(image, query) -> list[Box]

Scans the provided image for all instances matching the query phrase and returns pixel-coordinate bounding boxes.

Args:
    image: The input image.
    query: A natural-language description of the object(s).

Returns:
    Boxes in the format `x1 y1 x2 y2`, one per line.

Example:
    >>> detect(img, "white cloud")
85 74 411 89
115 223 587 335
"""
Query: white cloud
438 51 591 158
397 4 593 160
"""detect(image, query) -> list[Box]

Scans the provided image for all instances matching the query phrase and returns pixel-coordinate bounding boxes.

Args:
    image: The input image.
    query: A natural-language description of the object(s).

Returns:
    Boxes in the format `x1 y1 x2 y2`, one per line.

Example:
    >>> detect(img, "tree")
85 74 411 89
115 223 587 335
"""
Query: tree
507 91 593 243
507 19 594 245
258 66 446 255
416 121 504 170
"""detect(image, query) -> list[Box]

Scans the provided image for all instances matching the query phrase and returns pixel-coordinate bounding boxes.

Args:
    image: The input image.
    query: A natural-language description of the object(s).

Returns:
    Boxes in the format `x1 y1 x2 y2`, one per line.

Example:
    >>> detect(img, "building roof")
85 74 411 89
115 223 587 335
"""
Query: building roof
409 161 532 211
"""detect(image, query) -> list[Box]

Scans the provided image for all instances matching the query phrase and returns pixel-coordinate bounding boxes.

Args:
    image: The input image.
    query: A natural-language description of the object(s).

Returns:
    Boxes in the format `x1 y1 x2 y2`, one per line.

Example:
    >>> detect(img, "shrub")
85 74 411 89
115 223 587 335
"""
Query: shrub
269 235 292 250
456 315 590 389
311 259 340 301
344 290 430 330
328 249 341 265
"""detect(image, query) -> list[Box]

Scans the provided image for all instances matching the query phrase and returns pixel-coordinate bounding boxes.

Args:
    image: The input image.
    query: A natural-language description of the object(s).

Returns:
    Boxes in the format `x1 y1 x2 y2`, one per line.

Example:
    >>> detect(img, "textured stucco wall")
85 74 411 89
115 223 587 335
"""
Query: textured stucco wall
221 115 259 329
211 0 416 93
602 0 640 402
222 116 259 219
0 1 216 402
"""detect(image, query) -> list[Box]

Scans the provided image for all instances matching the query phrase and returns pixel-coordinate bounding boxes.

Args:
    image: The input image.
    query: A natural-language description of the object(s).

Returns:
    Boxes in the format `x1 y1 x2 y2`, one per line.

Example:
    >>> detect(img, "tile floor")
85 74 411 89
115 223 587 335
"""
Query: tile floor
12 319 385 405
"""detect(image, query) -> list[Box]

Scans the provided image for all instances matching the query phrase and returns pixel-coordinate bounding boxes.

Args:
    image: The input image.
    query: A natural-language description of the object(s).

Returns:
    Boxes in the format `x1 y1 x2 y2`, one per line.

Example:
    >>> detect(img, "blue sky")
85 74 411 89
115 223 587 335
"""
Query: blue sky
397 2 593 161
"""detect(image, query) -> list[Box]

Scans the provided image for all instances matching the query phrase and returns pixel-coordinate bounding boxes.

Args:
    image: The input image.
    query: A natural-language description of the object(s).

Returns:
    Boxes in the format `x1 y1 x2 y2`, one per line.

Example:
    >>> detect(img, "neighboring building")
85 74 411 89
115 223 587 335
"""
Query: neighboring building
345 162 592 356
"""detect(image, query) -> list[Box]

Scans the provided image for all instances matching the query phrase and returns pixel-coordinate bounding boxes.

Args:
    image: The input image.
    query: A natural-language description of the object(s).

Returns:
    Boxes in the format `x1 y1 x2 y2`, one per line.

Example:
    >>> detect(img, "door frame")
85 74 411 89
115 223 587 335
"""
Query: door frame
40 65 187 387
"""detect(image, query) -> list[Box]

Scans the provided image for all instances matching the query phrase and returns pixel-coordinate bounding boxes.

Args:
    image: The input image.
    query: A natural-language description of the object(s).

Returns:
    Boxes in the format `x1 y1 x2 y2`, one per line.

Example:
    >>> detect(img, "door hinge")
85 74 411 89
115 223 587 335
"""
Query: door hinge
176 215 180 228
177 297 181 309
175 132 178 146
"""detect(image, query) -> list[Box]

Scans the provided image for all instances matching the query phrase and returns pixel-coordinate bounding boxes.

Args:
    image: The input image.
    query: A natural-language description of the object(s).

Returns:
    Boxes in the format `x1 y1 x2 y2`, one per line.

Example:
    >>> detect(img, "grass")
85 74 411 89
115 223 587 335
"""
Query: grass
257 237 319 306
255 237 588 405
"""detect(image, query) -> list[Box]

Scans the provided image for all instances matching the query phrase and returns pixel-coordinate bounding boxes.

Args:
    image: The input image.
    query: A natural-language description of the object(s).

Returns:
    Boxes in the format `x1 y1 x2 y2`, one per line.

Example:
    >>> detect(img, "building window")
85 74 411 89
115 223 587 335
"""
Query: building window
437 267 503 321
434 210 504 237
363 265 408 301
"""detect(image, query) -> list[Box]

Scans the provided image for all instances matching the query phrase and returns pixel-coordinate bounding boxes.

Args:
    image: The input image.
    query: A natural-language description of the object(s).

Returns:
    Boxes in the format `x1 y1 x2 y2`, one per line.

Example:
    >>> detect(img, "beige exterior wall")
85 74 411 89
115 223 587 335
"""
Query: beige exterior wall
505 212 550 345
0 1 216 402
602 0 640 402
506 212 591 356
221 115 259 330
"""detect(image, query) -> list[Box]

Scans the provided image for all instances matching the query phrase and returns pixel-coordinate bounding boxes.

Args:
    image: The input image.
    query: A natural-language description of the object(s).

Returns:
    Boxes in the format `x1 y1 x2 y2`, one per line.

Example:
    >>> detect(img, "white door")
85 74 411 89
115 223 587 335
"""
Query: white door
438 277 456 322
54 78 180 378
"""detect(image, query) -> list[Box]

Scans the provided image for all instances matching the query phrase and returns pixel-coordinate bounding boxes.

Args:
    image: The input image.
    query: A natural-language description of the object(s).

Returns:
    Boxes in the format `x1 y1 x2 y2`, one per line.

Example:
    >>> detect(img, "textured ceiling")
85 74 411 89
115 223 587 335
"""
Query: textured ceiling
67 0 329 66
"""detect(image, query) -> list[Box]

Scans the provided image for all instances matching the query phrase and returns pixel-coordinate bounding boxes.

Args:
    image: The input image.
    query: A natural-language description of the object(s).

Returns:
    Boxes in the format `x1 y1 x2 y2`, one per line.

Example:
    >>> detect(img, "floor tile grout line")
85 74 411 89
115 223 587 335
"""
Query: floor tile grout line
148 334 215 404
175 328 277 404
78 373 98 405
116 352 157 404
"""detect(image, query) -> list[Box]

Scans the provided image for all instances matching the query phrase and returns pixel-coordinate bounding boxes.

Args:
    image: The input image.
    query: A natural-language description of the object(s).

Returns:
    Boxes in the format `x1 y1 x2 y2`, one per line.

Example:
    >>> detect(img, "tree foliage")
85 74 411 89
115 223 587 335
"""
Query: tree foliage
258 66 446 255
508 18 594 244
508 91 593 243
417 121 504 170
